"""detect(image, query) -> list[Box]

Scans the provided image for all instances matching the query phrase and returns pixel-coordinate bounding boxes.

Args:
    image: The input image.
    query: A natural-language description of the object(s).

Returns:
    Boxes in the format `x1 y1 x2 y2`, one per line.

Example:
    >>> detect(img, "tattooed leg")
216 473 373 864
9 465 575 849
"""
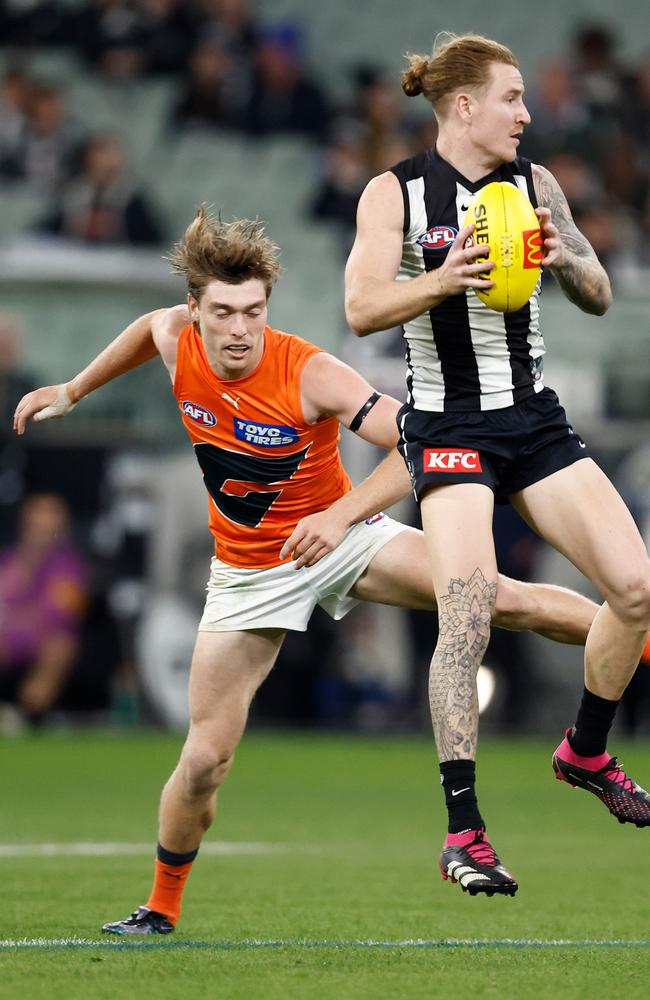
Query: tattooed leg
430 568 497 762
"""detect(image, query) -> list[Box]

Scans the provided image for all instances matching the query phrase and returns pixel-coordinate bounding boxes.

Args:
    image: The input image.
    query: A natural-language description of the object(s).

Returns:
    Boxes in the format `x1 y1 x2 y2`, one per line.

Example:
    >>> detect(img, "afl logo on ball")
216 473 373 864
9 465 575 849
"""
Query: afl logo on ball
416 226 457 250
182 400 217 426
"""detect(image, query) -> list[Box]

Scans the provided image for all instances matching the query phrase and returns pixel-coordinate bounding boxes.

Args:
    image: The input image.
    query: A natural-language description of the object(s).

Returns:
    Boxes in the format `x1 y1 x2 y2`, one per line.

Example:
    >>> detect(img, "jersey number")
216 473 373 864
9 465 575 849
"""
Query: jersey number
194 443 310 527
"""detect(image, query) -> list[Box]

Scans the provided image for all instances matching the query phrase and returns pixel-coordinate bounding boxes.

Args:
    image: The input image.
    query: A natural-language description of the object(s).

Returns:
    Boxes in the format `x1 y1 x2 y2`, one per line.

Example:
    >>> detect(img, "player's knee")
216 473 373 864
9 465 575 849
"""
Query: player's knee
437 618 492 659
182 744 235 797
607 573 650 627
492 577 529 628
437 577 496 654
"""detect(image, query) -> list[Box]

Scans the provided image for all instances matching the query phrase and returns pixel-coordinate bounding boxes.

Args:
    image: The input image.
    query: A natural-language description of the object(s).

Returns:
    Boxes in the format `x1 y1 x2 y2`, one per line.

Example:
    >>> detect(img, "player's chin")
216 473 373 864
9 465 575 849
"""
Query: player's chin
502 138 521 160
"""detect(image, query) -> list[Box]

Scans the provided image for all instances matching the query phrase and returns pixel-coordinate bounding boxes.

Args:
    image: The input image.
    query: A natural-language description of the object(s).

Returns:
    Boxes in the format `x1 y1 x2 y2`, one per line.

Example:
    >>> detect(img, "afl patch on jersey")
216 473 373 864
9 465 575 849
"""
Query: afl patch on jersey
182 401 217 426
416 225 457 250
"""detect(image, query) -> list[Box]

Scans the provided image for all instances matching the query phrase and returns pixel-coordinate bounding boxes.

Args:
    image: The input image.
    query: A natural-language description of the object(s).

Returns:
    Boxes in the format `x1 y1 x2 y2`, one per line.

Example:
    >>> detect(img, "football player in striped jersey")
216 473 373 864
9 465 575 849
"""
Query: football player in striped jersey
345 32 650 894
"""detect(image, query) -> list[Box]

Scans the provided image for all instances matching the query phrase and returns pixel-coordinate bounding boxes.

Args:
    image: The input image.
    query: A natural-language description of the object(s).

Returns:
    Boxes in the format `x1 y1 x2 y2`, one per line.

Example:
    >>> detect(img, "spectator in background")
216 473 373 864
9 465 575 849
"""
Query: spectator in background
409 115 438 155
74 0 142 80
197 0 258 61
0 311 35 432
310 122 369 255
542 151 632 274
350 67 411 175
0 67 31 178
370 133 412 176
600 134 649 213
170 43 241 133
0 80 85 193
572 201 630 274
169 0 260 133
0 0 72 46
571 22 630 120
243 22 330 140
136 0 194 76
522 58 596 162
312 67 415 252
0 492 89 726
626 56 650 157
542 151 601 217
0 312 35 533
37 133 163 245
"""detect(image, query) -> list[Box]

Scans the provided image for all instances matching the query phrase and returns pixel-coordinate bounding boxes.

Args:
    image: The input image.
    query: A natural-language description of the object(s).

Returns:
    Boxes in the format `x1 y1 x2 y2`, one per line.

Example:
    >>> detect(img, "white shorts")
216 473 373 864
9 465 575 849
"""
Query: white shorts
198 514 407 633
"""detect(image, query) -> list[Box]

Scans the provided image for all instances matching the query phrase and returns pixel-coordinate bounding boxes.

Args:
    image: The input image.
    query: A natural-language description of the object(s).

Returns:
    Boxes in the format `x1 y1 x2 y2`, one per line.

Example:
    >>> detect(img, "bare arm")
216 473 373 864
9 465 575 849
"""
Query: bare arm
279 447 411 567
281 353 411 565
533 163 612 315
13 304 189 434
344 171 494 336
300 350 402 448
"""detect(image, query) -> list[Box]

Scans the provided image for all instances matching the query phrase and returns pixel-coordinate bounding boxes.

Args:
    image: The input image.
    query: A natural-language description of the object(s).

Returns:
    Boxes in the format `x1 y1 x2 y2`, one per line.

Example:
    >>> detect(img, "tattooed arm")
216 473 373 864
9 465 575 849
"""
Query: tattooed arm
532 163 612 316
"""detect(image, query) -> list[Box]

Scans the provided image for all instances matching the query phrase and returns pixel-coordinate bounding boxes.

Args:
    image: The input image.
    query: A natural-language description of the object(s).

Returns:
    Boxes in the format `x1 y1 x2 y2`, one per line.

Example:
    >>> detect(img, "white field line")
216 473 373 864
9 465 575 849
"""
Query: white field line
0 841 321 857
1 938 649 951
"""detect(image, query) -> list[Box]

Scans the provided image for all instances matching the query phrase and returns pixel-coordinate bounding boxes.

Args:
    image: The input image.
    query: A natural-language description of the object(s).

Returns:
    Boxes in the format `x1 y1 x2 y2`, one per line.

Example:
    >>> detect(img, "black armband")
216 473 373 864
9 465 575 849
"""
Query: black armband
349 391 382 432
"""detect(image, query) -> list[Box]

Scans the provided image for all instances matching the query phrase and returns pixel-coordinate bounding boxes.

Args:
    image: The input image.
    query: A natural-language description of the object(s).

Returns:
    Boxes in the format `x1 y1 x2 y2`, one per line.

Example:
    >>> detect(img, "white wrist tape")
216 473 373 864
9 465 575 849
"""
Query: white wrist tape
33 384 77 422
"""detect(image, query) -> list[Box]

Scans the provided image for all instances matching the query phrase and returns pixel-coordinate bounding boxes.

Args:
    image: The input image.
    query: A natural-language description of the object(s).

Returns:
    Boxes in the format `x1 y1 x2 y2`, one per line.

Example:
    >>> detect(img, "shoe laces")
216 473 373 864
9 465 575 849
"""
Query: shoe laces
600 757 636 793
466 830 496 866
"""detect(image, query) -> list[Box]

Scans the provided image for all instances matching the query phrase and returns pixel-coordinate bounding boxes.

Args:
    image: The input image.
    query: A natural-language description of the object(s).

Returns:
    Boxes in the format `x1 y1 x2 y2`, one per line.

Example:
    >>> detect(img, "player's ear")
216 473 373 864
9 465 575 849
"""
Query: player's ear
188 293 200 324
456 91 473 122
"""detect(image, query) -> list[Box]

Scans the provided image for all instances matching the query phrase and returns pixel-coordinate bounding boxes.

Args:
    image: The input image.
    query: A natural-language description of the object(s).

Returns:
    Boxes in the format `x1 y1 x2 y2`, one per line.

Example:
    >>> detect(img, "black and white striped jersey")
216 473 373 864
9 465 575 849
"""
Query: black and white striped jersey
391 148 545 412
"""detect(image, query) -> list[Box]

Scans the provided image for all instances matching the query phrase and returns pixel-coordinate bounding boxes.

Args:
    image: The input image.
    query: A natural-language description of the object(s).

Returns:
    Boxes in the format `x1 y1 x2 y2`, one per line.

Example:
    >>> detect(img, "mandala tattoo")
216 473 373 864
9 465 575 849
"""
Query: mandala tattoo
429 568 497 761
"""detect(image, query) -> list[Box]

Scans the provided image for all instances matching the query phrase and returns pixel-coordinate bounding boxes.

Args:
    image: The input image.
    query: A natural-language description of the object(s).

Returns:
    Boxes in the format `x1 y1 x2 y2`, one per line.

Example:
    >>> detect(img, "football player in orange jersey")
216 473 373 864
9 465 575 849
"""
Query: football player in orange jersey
13 207 647 932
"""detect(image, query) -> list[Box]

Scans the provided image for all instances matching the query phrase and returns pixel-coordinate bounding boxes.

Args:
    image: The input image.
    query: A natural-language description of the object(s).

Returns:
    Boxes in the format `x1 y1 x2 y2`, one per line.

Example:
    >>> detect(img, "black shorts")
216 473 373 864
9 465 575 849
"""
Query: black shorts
397 388 589 505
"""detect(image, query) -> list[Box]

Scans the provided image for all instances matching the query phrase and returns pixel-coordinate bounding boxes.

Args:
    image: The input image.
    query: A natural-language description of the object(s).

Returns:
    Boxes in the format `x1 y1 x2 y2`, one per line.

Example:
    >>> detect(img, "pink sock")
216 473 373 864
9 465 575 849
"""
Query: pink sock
444 828 483 847
557 732 610 771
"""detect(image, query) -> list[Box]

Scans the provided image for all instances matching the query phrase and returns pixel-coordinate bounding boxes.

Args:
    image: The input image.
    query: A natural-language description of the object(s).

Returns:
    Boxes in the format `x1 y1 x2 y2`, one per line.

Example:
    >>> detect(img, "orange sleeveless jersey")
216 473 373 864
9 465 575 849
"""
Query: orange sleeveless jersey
173 324 352 568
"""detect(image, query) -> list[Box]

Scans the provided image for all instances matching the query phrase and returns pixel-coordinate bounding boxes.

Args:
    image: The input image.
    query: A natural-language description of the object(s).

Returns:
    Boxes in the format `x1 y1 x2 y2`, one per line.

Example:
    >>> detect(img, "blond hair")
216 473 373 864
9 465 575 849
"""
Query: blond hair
402 33 518 119
168 205 282 301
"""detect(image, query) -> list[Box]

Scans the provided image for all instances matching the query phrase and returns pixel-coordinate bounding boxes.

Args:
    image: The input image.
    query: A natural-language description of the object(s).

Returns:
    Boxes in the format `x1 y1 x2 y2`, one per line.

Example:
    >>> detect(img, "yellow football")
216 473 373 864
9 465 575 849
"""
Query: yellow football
462 181 542 312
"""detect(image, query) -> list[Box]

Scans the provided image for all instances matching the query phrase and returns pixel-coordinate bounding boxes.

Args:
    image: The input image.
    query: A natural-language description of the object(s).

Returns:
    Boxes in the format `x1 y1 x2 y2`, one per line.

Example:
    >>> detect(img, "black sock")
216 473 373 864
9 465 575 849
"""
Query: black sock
156 843 199 866
439 760 484 834
568 686 619 757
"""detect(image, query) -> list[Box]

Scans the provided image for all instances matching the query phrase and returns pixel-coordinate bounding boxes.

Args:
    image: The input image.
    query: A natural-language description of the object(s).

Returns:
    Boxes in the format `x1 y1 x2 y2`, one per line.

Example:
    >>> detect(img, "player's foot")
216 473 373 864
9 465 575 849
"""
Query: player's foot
101 905 174 935
439 828 518 897
552 729 650 828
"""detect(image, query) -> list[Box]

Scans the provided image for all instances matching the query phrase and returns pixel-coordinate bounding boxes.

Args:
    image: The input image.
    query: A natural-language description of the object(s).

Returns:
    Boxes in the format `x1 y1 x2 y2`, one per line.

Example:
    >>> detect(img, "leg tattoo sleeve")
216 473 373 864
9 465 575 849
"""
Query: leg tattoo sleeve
430 568 497 761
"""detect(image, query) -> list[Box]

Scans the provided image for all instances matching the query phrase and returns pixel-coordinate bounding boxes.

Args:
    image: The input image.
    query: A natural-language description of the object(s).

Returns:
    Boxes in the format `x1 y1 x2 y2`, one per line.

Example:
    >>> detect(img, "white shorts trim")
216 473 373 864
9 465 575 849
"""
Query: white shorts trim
198 515 407 632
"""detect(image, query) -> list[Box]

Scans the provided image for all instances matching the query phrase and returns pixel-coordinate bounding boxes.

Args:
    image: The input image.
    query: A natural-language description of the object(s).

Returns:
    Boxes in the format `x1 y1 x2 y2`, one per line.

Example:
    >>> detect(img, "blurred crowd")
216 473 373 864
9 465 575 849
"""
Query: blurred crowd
0 5 649 267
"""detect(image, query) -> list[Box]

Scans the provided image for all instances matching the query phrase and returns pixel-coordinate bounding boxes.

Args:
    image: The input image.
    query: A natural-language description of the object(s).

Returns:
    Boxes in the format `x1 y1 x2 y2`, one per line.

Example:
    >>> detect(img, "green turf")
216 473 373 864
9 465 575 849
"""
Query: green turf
1 731 649 999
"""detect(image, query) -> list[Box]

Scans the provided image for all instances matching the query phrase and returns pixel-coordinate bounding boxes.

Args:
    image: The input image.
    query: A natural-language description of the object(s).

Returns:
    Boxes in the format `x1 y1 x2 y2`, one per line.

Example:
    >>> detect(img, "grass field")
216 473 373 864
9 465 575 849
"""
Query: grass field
1 730 649 999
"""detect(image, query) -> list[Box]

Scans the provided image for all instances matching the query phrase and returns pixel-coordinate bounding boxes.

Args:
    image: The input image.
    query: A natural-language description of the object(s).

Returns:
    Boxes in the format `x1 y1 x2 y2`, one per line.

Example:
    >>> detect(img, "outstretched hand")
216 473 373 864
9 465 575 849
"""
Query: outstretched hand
280 508 351 569
13 384 76 435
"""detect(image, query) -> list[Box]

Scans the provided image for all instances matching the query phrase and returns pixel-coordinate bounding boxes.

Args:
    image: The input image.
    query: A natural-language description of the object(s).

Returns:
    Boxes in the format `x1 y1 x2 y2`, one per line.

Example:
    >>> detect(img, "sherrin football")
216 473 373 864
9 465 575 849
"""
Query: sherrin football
462 181 542 313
